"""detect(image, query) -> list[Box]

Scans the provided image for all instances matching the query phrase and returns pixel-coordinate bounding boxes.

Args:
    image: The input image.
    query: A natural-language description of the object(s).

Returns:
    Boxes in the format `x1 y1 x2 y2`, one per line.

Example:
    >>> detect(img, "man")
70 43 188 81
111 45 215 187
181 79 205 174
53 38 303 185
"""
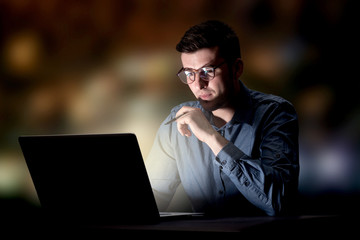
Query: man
145 20 299 216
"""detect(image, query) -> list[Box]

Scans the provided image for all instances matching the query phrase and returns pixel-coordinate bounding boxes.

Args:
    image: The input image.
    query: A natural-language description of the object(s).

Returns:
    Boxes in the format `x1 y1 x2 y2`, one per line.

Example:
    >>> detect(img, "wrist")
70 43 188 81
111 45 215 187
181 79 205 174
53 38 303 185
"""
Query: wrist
206 131 229 156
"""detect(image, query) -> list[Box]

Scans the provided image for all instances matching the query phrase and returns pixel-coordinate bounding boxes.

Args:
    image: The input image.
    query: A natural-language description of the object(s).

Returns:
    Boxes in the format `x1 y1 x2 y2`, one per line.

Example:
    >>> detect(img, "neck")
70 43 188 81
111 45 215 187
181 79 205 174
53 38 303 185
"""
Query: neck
212 83 241 127
212 106 236 128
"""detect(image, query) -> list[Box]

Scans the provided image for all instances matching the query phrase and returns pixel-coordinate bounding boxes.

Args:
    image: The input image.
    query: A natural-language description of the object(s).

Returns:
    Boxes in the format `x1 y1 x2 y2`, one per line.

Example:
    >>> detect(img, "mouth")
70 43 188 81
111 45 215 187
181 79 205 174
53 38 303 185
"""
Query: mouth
198 93 213 101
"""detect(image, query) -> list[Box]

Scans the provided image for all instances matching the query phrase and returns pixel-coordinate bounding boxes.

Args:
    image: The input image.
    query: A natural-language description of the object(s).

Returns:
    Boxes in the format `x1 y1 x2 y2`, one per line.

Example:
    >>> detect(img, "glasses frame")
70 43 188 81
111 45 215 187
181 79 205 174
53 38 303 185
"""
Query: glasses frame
176 61 226 84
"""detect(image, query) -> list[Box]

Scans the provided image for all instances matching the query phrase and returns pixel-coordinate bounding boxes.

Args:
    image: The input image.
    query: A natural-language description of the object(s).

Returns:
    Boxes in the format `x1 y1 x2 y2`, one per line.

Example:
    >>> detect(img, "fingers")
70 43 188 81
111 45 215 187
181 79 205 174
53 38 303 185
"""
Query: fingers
175 106 194 137
175 106 193 118
178 123 192 137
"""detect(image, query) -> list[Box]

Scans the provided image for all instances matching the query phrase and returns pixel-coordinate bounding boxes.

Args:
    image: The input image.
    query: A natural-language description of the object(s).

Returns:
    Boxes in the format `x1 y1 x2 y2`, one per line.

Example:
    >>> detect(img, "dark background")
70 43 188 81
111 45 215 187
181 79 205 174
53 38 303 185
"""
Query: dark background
0 0 359 220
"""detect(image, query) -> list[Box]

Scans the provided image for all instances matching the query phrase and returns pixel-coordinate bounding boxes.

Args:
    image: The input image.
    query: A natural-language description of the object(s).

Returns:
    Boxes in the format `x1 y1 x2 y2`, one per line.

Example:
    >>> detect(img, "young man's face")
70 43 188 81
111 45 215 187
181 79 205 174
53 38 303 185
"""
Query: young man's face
180 47 234 112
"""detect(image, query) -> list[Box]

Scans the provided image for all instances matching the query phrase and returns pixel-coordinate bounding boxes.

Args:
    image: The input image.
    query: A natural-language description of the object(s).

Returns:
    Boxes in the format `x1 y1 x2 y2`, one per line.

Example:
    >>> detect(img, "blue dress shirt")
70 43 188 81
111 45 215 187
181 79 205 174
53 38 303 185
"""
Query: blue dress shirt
145 82 299 216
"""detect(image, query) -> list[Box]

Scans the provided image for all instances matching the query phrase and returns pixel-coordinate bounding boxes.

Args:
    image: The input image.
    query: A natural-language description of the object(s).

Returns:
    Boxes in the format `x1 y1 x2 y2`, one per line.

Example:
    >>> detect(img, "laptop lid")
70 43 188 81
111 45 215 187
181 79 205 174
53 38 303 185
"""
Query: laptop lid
18 133 160 225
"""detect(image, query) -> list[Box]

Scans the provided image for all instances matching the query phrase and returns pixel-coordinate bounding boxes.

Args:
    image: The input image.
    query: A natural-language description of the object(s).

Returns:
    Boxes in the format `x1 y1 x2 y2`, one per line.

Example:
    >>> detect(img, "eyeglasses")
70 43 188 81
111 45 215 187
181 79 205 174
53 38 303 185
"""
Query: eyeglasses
176 61 226 84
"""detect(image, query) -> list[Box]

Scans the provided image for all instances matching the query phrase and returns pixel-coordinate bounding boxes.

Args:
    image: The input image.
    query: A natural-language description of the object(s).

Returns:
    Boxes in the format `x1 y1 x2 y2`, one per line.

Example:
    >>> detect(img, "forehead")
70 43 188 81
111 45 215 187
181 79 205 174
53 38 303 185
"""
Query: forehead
180 47 220 69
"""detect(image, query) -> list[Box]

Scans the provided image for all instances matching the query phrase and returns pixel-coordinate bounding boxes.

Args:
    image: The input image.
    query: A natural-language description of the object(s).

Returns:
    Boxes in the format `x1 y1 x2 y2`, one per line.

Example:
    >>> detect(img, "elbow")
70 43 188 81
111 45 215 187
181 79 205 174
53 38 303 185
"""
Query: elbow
267 185 298 216
261 182 296 216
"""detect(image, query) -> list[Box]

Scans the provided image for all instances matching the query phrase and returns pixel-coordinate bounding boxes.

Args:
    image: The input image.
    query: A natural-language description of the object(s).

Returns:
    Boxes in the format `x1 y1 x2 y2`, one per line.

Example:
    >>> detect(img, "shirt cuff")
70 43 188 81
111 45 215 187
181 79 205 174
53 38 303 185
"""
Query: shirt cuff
215 142 246 172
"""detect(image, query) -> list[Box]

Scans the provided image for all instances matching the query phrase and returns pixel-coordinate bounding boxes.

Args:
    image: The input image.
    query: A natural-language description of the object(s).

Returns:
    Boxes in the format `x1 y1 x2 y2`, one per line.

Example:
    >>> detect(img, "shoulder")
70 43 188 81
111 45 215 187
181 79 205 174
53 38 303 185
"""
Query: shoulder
249 88 290 106
241 86 298 126
170 101 201 114
248 88 296 113
241 87 299 138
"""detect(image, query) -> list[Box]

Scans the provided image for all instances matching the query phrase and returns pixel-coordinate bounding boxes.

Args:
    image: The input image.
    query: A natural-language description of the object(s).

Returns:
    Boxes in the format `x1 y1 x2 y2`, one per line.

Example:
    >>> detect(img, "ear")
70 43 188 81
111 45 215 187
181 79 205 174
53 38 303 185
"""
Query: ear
230 58 243 92
234 58 243 80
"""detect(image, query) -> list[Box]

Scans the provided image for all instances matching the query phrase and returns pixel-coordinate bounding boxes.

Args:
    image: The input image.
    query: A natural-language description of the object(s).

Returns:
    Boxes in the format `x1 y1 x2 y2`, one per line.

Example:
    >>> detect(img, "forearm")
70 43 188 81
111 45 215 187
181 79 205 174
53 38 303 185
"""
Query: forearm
215 142 298 216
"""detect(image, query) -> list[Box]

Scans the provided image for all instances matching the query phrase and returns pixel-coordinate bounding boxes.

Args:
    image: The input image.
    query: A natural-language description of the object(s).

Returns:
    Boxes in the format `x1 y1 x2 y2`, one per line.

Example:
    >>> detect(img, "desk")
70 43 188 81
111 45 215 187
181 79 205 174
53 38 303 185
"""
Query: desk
2 205 354 239
80 215 353 238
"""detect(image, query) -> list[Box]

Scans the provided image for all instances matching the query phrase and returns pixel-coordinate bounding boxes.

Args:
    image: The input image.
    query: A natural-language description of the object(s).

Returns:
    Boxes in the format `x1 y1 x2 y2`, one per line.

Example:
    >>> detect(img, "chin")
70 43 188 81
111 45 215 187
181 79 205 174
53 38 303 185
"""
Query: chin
199 99 219 112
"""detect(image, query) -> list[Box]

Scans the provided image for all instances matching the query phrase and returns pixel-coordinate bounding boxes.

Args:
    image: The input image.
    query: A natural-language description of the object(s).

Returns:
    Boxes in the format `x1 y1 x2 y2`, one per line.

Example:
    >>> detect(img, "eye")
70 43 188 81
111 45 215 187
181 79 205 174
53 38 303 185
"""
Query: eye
184 70 194 78
201 67 215 78
203 67 214 73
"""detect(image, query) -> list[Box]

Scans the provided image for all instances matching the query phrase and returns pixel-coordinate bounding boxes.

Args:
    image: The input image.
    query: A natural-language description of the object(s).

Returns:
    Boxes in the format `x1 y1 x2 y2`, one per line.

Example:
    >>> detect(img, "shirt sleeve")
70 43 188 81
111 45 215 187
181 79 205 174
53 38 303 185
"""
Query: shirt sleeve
145 116 181 212
215 101 299 216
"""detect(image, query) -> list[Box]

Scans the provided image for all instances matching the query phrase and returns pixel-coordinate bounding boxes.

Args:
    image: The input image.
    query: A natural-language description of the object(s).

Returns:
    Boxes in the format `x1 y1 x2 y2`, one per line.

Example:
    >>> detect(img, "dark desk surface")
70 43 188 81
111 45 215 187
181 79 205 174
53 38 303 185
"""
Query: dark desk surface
1 202 355 239
82 214 354 238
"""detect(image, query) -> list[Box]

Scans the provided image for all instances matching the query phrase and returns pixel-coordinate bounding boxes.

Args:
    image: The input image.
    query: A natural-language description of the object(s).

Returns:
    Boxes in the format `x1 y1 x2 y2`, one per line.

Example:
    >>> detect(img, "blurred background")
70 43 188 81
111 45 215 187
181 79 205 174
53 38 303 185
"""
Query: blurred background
0 0 359 216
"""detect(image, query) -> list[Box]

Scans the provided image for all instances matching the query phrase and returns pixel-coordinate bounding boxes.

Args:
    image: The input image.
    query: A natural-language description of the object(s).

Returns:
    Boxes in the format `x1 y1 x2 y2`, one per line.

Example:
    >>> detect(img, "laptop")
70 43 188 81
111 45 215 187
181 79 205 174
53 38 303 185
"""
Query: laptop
18 133 200 225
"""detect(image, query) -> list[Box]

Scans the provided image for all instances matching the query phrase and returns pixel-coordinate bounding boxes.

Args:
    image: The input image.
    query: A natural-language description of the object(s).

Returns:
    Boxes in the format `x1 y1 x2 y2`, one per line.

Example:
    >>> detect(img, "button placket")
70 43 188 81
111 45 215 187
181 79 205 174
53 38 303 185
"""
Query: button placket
215 128 227 198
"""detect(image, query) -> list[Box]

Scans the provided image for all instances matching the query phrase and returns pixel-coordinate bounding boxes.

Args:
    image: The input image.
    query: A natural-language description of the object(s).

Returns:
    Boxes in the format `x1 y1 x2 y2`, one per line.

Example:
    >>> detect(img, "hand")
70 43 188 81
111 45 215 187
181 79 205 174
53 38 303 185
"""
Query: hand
175 106 215 142
175 106 229 155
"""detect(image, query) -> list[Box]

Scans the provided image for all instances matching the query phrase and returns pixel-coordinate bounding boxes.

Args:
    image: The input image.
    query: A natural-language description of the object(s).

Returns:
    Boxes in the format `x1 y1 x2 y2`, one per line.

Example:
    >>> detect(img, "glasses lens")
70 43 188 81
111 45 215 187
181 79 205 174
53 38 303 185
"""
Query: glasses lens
200 67 215 80
178 71 193 84
177 66 216 84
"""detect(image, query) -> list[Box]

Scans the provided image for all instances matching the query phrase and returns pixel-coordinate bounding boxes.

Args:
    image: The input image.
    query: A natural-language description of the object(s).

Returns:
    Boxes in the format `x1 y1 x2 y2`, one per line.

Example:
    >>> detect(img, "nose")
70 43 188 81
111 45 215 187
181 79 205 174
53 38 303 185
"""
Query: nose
193 72 208 90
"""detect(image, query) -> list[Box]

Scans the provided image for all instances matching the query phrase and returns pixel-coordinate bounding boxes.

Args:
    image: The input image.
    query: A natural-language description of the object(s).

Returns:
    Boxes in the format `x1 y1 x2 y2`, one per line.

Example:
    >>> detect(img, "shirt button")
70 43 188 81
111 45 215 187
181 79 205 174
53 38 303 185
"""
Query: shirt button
219 190 224 195
219 165 223 170
244 180 250 187
222 160 227 165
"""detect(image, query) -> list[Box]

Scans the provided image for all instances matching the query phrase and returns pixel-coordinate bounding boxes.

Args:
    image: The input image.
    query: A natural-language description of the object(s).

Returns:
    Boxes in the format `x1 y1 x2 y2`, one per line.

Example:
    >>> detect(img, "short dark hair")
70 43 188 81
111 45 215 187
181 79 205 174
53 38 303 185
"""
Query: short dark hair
176 20 241 63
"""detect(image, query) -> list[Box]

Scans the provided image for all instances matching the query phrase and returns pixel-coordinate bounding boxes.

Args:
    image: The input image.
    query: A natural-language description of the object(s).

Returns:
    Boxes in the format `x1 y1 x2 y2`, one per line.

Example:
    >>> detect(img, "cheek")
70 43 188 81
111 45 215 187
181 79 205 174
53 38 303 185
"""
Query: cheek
188 84 197 95
210 78 226 94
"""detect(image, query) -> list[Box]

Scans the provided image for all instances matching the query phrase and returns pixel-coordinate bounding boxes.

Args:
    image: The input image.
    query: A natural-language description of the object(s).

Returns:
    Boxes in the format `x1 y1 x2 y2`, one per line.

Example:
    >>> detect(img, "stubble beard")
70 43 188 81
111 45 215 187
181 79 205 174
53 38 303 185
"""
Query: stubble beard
198 94 229 112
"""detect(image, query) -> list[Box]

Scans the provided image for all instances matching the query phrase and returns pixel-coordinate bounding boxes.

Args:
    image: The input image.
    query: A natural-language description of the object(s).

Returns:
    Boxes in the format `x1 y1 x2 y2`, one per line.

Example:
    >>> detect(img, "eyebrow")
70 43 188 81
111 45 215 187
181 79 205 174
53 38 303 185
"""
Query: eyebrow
183 61 216 71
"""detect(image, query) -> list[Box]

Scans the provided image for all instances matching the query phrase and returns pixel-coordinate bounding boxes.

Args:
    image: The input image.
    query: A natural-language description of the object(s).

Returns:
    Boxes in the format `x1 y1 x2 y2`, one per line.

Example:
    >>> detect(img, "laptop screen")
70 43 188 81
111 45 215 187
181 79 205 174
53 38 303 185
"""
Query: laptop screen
18 133 160 225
